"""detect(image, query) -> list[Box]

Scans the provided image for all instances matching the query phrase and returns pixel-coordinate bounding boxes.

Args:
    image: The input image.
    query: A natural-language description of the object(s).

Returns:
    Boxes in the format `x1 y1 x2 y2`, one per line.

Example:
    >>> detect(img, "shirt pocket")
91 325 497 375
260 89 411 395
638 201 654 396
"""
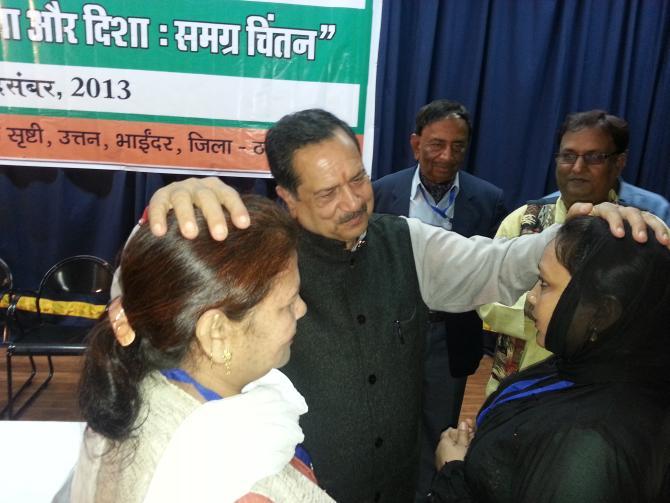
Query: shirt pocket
391 307 419 347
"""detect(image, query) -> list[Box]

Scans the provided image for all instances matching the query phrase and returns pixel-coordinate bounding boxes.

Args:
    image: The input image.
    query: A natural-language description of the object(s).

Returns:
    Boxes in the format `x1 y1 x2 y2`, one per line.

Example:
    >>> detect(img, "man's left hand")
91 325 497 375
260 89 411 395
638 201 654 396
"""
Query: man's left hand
567 202 670 248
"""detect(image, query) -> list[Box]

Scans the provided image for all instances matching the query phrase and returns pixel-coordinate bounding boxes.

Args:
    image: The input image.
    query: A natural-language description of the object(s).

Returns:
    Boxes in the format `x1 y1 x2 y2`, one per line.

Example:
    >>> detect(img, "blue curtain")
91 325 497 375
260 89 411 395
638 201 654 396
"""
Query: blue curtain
2 168 162 287
0 167 263 287
373 0 670 211
2 0 670 288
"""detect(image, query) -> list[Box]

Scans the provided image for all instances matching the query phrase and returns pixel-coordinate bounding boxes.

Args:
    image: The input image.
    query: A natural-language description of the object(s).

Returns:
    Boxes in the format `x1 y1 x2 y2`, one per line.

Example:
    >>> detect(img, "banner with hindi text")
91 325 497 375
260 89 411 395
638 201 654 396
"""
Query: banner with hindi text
0 0 380 176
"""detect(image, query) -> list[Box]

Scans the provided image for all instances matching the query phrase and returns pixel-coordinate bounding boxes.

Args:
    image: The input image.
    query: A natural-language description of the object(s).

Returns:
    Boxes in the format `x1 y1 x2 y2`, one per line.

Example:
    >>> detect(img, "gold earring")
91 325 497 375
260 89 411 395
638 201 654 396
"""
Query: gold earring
588 327 598 342
222 348 232 375
209 348 214 369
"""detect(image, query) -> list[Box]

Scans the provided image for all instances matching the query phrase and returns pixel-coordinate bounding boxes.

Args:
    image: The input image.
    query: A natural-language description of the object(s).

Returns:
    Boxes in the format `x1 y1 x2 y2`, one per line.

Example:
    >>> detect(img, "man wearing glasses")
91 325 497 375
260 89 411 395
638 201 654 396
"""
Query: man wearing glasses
373 99 507 496
479 109 670 396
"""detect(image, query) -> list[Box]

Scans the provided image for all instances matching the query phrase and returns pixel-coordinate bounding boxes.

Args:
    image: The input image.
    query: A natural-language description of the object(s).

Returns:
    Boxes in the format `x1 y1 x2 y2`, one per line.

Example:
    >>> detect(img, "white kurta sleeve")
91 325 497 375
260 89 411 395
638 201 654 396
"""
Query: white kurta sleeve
406 217 559 312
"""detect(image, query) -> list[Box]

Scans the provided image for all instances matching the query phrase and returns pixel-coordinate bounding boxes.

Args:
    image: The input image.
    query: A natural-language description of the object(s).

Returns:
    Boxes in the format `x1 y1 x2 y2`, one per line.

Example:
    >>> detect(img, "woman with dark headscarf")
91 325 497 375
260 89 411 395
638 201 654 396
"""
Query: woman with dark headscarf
56 196 335 503
429 215 670 502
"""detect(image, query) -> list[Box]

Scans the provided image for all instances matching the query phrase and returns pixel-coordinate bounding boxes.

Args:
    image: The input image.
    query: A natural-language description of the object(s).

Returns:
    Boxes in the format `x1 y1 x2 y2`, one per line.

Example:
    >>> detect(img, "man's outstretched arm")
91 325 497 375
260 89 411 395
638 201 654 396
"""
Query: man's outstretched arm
147 178 669 246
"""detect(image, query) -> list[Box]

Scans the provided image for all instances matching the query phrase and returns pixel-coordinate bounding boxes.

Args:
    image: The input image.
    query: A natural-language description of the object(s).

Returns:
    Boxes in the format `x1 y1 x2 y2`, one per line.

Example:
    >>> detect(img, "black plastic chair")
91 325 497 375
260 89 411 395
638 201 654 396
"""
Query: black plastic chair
0 258 14 418
4 255 113 419
0 258 13 356
0 258 12 340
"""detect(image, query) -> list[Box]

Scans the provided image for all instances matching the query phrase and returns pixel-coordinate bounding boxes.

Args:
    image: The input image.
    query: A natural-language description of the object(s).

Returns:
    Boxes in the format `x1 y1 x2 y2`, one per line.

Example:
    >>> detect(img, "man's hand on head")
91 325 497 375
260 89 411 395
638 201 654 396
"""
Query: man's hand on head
567 202 670 249
148 177 251 241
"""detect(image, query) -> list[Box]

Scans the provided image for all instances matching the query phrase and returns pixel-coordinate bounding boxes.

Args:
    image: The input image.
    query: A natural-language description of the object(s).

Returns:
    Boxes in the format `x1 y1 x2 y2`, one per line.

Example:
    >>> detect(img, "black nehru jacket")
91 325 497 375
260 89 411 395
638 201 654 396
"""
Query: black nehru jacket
283 214 430 503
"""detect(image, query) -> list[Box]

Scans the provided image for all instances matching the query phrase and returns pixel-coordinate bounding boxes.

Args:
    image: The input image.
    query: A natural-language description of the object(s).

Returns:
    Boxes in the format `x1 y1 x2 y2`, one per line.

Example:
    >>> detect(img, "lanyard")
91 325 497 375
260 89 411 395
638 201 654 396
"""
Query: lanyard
476 374 574 428
161 368 222 401
418 184 457 220
160 367 313 468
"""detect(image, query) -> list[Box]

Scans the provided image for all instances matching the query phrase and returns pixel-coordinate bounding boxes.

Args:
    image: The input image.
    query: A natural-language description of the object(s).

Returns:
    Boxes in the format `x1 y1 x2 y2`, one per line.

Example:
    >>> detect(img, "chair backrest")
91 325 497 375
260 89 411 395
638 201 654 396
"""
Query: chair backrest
0 258 13 341
0 258 12 297
36 255 114 321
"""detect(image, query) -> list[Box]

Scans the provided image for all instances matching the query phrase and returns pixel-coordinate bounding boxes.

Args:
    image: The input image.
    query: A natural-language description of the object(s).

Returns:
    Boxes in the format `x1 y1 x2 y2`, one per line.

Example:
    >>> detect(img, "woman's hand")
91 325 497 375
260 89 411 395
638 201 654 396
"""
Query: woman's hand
435 419 475 469
148 177 251 240
568 202 670 248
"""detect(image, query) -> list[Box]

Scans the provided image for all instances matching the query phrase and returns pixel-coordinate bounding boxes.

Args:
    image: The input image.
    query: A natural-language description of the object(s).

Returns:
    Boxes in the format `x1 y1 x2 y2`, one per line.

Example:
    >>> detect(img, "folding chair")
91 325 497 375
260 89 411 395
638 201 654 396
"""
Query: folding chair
4 255 113 419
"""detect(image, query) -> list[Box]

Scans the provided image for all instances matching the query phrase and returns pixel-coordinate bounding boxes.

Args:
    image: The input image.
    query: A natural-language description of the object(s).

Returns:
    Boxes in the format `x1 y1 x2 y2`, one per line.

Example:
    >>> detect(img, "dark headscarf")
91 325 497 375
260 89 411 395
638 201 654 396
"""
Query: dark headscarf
545 216 670 387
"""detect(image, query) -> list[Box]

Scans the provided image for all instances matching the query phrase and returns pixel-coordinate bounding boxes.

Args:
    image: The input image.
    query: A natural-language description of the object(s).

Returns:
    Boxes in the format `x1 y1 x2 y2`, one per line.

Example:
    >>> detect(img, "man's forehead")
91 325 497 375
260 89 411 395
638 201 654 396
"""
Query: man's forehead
421 117 469 138
560 127 614 150
293 136 363 186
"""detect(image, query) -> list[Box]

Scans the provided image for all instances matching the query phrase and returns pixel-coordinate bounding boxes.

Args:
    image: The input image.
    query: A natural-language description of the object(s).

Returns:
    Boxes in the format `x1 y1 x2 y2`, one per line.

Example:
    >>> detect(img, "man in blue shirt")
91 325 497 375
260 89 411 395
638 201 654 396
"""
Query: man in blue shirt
545 110 670 224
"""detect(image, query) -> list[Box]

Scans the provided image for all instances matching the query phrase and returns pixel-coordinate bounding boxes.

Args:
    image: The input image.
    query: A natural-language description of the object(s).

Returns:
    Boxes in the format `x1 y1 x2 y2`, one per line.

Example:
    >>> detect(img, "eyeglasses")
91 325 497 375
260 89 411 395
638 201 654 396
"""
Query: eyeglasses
555 152 619 166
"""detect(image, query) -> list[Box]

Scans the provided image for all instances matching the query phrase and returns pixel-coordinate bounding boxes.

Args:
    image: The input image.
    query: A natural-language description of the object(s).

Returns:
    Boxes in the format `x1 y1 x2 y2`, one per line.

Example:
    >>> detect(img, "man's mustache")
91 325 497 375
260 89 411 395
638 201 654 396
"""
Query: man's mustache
338 204 368 224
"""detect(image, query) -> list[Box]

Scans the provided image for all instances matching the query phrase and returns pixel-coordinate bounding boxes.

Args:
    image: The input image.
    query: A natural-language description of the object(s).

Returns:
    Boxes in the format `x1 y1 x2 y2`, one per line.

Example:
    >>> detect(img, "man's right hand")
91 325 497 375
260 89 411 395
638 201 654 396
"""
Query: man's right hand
148 177 251 240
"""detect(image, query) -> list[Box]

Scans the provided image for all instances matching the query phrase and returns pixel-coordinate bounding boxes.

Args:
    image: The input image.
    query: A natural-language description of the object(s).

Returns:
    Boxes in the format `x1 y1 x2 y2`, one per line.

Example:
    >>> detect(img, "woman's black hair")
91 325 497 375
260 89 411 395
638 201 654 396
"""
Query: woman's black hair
545 216 670 385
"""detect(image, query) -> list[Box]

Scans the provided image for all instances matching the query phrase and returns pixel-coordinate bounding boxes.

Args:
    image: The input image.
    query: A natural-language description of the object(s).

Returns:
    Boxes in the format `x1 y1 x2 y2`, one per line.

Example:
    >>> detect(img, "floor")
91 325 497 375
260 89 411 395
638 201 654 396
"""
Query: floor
0 354 492 422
